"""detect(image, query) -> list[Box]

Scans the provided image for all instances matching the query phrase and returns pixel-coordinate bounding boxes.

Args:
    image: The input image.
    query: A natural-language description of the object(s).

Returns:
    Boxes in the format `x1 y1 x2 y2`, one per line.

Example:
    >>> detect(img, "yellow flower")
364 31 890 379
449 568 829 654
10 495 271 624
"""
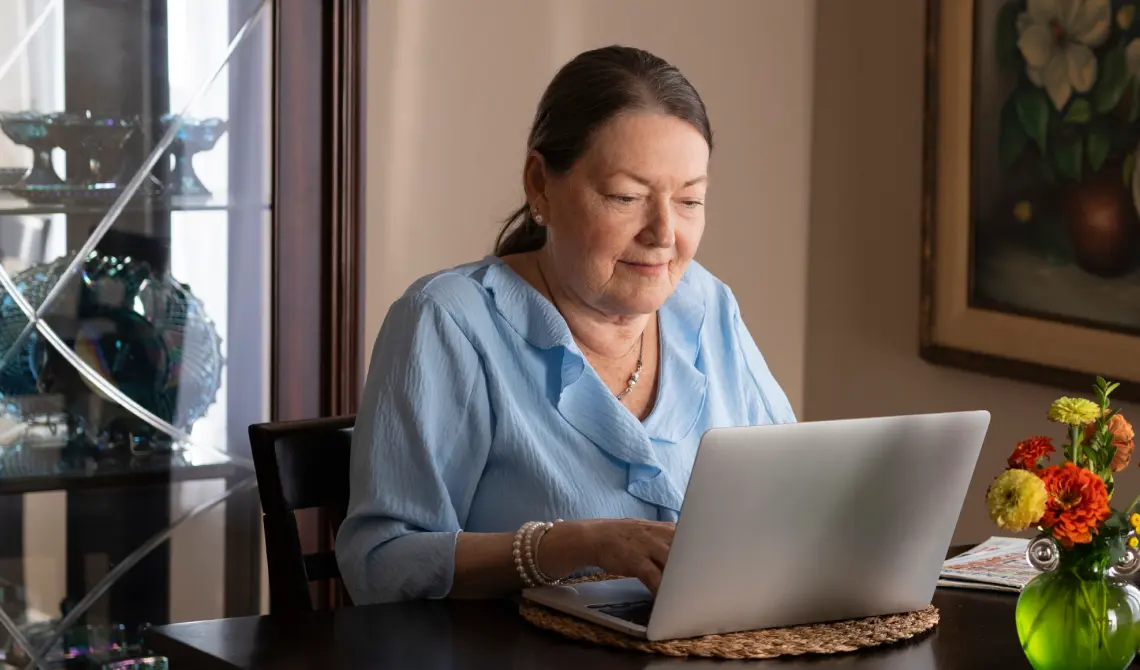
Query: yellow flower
986 469 1048 532
1130 536 1139 549
1131 513 1140 529
1048 397 1101 426
1013 200 1032 223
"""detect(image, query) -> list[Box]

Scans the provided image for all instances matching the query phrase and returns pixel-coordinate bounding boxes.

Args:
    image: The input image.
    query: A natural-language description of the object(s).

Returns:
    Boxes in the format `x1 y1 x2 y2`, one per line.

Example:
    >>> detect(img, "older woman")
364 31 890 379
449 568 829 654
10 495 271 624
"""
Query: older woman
337 45 795 605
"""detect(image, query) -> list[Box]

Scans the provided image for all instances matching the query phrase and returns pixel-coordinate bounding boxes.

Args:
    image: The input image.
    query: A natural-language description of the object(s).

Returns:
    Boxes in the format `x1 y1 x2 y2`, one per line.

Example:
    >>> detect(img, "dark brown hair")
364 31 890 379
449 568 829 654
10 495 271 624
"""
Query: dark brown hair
494 45 713 257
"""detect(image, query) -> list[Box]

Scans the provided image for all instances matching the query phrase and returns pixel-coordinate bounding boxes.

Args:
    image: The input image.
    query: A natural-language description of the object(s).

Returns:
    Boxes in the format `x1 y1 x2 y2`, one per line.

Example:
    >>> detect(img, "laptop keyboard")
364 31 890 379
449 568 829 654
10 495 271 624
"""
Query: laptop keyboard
588 599 654 626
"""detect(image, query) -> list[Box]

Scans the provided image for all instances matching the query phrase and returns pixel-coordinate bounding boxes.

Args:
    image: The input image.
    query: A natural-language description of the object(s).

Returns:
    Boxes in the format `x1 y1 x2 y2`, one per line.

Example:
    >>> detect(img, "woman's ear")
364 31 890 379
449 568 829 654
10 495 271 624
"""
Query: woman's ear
522 151 549 221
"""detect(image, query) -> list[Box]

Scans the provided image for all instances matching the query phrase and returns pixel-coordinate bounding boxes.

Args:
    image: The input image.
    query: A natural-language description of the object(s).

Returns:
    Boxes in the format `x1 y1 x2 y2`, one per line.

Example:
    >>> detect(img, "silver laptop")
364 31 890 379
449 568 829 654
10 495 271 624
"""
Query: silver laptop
522 410 990 641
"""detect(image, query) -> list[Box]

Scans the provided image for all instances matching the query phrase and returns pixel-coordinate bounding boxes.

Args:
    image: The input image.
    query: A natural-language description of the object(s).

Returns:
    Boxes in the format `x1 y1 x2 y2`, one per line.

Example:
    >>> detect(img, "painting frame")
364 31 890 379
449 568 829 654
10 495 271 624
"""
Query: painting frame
920 0 1140 402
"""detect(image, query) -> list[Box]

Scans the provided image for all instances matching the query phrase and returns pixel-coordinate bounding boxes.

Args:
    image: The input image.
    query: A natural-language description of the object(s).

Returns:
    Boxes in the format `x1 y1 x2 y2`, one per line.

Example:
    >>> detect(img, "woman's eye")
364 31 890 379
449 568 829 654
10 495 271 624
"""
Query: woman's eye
681 200 704 209
608 195 639 205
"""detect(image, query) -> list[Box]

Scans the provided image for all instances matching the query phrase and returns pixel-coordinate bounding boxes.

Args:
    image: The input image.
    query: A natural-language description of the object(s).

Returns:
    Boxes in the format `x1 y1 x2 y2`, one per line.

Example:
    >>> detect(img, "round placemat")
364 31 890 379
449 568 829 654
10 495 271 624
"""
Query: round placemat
519 584 939 659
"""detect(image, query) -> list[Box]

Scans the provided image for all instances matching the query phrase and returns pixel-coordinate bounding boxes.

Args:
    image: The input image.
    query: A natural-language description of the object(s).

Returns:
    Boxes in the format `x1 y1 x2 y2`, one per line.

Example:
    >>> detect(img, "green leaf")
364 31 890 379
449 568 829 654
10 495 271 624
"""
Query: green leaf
1065 99 1093 123
1130 82 1140 123
1000 98 1029 167
1087 124 1111 172
1125 153 1136 188
1016 86 1052 153
995 1 1021 70
1040 160 1058 185
1054 137 1084 180
1095 45 1129 113
1109 538 1127 565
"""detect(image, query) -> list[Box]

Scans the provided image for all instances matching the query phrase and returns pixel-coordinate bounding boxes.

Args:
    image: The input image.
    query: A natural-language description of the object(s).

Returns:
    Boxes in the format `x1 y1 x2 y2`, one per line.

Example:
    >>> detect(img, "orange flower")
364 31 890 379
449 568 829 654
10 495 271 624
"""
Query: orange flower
1038 463 1112 547
1084 414 1135 472
1007 436 1055 470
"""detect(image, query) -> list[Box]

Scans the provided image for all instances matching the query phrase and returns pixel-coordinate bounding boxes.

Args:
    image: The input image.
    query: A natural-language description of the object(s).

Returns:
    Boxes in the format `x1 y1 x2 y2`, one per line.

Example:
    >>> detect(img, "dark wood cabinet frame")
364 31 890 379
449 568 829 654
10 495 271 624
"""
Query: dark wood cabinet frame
224 0 365 615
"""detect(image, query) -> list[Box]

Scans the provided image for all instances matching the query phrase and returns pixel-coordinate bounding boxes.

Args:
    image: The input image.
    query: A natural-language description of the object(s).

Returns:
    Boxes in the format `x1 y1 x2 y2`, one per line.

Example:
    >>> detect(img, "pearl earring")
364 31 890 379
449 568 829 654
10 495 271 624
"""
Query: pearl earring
533 212 544 224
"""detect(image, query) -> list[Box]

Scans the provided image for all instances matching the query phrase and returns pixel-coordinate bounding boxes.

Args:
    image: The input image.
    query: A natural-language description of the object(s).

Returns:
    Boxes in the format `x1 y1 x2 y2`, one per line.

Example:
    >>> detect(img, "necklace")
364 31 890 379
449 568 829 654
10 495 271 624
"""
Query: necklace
535 259 645 401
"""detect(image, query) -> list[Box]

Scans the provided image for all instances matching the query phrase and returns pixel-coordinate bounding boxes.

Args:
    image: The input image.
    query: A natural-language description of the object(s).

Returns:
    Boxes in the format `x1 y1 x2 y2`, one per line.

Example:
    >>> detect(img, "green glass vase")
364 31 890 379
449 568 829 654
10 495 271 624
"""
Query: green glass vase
1016 543 1140 670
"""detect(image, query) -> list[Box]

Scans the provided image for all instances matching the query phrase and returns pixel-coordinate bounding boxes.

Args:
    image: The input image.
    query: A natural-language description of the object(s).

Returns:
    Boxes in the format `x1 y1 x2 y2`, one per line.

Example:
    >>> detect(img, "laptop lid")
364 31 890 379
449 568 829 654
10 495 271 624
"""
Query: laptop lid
646 410 990 641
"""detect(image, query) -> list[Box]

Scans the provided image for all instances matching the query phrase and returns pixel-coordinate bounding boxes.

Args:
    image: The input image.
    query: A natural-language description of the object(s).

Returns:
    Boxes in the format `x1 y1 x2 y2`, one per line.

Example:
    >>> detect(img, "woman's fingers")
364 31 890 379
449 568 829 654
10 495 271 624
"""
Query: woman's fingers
647 537 671 570
634 558 663 596
591 519 677 594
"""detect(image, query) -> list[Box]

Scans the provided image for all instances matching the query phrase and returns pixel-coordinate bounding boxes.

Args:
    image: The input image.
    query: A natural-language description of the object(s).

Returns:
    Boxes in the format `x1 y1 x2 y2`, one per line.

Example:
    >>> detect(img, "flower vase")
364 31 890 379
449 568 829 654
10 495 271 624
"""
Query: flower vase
1060 157 1140 278
1016 537 1140 670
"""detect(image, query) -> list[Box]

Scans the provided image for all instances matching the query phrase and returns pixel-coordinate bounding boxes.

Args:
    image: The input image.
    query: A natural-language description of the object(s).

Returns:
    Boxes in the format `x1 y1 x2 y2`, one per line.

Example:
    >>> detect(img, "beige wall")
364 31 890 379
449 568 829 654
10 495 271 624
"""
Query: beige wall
362 0 1140 547
363 0 817 413
806 0 1140 545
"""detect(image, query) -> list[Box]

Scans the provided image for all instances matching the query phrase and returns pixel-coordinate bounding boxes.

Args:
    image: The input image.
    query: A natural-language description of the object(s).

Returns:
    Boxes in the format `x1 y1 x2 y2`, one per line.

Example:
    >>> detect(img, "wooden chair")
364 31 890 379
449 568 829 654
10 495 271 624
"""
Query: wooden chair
249 415 356 613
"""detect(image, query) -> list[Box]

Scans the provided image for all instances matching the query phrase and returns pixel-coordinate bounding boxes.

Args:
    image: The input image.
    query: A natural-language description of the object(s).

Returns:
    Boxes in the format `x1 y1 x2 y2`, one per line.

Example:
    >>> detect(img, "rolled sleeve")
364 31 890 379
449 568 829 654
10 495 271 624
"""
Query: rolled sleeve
336 292 492 604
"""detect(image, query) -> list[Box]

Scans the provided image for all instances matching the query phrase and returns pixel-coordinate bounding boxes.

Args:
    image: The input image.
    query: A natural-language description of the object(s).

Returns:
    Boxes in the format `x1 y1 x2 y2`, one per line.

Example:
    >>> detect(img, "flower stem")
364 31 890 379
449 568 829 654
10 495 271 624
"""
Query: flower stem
1021 578 1067 649
1071 425 1083 468
1078 578 1110 651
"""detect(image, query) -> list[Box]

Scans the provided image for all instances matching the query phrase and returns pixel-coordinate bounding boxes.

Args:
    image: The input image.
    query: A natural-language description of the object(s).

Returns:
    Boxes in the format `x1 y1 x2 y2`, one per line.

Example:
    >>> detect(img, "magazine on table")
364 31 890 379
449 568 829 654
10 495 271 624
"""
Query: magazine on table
938 536 1035 593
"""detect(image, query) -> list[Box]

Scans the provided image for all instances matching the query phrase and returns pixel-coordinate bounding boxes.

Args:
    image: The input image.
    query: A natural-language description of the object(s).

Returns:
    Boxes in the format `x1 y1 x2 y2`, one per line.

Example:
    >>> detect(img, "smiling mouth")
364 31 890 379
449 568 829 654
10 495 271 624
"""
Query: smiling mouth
619 260 669 276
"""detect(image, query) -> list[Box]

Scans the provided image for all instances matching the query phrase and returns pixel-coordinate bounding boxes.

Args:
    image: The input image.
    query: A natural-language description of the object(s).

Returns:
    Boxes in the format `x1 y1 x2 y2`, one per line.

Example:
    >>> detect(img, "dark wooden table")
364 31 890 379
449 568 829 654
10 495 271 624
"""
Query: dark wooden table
142 586 1078 669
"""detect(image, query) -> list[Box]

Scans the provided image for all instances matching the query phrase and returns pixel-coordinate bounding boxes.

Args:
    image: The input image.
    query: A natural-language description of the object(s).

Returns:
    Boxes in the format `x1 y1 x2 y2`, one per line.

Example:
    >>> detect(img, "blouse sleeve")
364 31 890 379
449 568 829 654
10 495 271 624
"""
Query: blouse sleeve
729 295 798 426
335 292 492 604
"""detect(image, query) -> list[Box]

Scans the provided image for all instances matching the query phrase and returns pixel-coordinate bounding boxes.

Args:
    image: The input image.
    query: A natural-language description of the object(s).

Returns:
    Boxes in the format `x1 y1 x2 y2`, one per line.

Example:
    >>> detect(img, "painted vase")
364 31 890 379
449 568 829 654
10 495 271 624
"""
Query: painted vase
1016 536 1140 670
1060 158 1139 278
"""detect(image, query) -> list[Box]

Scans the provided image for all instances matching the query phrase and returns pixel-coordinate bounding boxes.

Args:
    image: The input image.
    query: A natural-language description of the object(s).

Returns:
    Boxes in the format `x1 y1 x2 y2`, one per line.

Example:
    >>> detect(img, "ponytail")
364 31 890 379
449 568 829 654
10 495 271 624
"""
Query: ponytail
493 204 548 256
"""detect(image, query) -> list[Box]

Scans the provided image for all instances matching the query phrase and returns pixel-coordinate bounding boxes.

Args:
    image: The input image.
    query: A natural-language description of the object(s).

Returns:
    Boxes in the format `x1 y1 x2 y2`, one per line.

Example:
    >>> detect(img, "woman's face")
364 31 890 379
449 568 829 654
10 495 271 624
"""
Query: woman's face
529 111 709 317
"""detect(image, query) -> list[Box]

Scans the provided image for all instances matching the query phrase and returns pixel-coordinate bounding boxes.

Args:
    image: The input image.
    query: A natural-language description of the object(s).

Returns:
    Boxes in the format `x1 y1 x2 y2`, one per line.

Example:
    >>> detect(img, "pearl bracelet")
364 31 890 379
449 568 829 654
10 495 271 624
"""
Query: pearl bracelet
530 519 564 586
513 519 564 587
513 521 541 587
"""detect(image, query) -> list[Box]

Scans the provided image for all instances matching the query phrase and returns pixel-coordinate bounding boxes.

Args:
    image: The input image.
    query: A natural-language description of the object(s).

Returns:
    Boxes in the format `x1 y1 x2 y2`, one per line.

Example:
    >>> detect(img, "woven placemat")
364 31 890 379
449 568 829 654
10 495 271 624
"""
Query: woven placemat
519 578 939 659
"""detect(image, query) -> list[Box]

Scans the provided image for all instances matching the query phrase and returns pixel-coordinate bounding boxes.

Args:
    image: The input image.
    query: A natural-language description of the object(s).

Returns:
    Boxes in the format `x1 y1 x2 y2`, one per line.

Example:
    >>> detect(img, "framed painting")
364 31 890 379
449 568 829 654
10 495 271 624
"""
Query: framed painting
921 0 1140 401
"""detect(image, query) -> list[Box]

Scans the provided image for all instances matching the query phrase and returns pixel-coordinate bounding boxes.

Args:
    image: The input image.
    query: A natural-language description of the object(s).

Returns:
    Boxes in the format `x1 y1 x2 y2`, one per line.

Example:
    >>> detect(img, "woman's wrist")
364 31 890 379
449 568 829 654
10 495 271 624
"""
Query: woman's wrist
532 520 593 580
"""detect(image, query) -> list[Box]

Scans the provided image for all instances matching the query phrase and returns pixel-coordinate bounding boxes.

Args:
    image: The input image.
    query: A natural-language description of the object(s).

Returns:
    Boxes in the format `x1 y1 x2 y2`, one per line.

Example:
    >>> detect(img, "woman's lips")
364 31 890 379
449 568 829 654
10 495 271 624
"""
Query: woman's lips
619 260 668 276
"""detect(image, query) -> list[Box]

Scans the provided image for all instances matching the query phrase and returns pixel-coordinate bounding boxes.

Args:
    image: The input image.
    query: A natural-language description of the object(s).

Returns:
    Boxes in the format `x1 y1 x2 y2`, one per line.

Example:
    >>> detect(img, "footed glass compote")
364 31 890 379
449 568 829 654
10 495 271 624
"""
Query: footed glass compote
161 115 228 198
0 111 64 186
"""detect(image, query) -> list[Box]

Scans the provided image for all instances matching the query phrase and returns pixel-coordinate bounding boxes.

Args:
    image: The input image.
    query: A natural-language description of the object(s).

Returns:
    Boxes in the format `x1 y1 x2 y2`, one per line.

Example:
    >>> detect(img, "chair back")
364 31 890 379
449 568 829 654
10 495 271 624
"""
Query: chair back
249 415 355 613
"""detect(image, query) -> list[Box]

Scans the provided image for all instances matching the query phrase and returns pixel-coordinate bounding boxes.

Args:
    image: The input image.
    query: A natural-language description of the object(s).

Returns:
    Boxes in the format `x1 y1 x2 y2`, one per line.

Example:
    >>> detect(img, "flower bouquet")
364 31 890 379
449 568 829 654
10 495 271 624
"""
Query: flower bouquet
986 377 1140 670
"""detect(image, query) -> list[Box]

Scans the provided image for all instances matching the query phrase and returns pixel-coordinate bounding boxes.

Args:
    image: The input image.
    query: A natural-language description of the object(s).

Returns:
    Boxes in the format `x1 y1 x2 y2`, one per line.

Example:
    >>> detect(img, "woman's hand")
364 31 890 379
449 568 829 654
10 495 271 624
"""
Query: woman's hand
556 518 676 595
450 517 674 601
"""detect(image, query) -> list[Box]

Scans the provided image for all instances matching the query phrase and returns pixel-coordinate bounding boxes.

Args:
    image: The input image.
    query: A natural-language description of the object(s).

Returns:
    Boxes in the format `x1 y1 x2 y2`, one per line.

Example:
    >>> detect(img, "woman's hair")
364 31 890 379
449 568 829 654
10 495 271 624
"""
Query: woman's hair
494 45 713 257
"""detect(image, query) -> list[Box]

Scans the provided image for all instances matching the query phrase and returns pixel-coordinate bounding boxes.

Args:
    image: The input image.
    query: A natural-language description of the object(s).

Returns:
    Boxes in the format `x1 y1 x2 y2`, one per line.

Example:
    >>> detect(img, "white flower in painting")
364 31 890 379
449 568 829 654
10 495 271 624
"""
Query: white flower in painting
1017 0 1112 111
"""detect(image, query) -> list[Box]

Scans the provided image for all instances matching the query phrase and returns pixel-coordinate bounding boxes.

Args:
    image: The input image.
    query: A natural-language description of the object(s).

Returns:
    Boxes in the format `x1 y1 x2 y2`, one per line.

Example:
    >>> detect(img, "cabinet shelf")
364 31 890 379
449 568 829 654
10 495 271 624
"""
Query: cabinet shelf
0 191 270 217
0 444 248 495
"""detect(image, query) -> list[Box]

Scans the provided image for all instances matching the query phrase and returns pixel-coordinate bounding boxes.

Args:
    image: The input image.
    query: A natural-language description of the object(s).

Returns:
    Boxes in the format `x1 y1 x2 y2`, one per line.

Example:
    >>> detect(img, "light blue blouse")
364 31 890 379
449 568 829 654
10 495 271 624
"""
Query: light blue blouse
336 255 796 604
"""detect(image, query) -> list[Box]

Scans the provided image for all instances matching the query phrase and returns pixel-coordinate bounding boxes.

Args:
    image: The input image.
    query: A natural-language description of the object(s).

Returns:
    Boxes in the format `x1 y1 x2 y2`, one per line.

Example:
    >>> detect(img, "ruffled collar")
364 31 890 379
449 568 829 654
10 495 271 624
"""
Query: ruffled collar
478 255 709 515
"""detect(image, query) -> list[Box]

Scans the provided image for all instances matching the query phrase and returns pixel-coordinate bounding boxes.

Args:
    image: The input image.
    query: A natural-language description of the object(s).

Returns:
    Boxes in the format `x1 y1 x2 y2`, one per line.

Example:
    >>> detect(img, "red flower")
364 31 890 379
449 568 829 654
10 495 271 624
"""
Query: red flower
1007 436 1055 470
1038 463 1112 548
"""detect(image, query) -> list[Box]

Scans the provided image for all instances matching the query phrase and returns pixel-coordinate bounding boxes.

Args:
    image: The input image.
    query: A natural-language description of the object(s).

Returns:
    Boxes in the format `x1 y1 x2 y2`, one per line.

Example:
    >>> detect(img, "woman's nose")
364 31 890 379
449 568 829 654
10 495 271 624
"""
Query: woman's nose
641 201 675 248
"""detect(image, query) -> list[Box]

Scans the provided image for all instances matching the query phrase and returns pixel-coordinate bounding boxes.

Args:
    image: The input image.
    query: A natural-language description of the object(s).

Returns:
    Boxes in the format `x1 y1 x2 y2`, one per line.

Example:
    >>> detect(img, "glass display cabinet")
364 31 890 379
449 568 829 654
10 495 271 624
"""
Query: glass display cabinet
0 0 363 666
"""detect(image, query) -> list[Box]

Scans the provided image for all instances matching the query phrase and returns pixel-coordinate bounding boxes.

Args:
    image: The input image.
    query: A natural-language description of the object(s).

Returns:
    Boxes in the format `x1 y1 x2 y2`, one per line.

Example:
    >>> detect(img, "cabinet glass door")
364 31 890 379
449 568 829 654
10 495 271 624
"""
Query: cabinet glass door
0 0 271 665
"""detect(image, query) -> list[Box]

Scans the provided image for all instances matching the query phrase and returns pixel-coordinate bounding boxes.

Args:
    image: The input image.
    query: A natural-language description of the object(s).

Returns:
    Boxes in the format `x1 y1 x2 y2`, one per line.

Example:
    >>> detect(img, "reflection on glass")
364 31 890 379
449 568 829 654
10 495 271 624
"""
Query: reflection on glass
0 0 272 664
